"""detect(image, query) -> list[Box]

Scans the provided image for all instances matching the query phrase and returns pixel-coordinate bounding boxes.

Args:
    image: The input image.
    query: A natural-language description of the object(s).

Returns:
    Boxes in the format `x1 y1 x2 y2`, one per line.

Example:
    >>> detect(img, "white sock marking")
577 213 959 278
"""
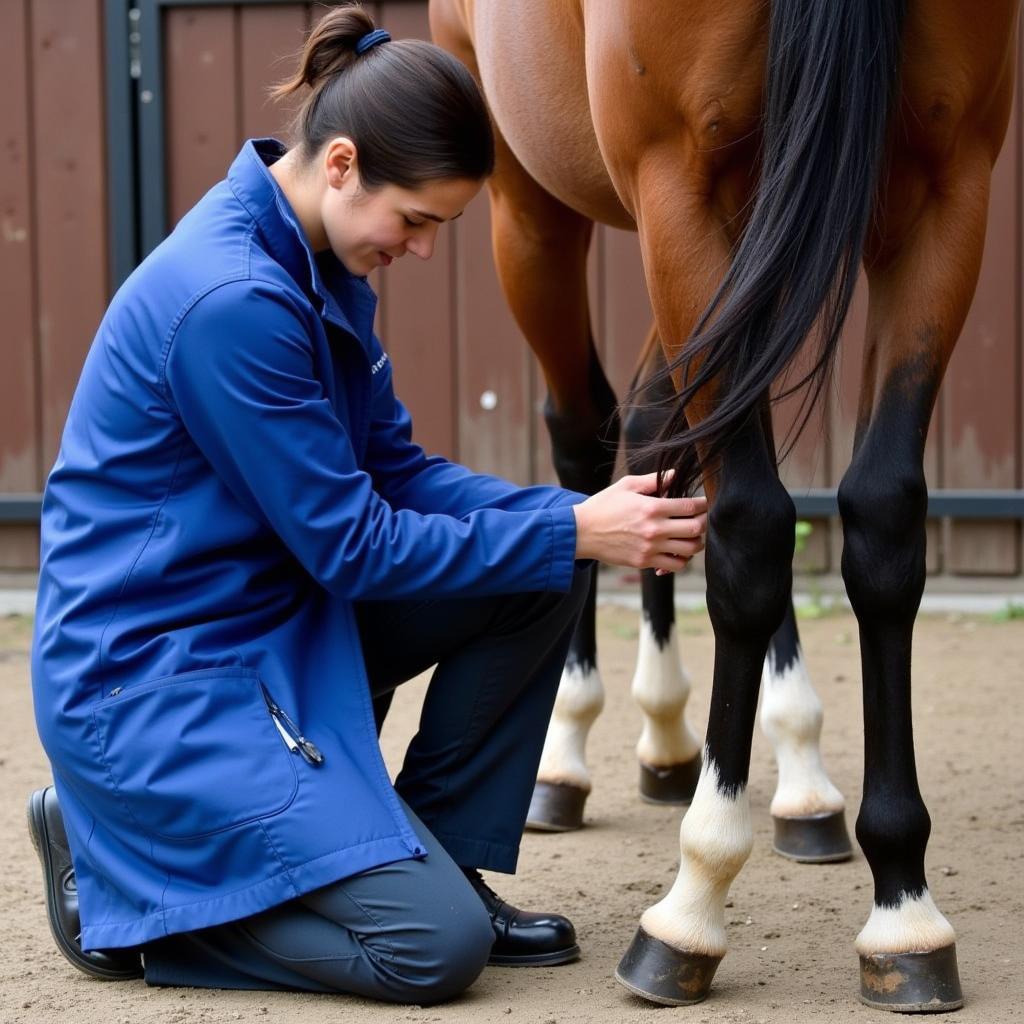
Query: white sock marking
631 619 701 768
855 889 956 955
760 648 845 817
535 662 604 791
640 756 753 957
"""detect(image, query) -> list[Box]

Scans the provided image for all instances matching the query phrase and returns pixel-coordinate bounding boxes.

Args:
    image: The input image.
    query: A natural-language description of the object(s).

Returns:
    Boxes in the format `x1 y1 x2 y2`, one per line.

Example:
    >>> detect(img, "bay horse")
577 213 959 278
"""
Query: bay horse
429 0 1020 1010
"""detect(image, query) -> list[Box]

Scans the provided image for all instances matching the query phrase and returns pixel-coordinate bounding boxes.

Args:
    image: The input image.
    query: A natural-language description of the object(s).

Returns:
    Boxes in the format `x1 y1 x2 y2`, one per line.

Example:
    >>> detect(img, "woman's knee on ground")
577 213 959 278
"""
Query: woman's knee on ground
361 889 494 1004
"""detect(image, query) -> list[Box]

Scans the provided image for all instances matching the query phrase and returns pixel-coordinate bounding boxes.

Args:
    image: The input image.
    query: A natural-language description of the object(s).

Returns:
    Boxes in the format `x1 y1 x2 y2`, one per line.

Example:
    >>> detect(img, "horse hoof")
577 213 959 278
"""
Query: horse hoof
772 810 853 863
615 926 721 1006
859 944 963 1012
525 781 587 831
638 756 701 805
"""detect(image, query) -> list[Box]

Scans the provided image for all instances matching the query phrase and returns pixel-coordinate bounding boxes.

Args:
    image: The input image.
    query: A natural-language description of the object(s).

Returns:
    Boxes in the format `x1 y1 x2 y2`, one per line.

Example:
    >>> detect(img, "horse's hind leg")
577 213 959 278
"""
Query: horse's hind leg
623 331 701 804
760 402 851 862
432 4 618 832
494 182 617 832
626 333 849 838
761 603 852 862
505 191 616 832
842 42 1016 1008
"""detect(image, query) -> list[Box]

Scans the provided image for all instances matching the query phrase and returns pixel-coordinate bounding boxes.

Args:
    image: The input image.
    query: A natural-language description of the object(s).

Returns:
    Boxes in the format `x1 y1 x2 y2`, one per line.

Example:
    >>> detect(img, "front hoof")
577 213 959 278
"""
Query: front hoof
772 810 853 863
615 926 721 1006
525 781 587 832
859 944 963 1013
638 756 701 806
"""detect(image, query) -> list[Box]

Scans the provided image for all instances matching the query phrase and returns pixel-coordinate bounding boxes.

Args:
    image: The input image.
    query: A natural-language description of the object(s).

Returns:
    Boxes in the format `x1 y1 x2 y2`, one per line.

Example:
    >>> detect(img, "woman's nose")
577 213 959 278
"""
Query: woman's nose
407 228 438 261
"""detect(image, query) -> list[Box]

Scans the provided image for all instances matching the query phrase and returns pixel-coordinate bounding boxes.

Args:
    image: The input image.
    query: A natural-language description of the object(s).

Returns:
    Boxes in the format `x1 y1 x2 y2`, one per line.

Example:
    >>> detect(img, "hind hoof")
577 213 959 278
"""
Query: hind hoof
615 926 721 1006
638 756 701 806
772 810 853 863
525 781 587 832
859 944 963 1013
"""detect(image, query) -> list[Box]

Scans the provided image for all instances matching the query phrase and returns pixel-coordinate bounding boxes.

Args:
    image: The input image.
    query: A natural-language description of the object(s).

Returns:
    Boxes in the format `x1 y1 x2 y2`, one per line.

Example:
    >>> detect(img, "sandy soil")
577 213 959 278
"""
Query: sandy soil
1 606 1022 1024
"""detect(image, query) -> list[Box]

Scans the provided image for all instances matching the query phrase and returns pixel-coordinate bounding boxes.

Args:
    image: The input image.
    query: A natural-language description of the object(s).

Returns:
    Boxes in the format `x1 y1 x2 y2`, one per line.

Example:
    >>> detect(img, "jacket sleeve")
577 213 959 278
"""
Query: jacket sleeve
163 280 580 599
364 335 589 517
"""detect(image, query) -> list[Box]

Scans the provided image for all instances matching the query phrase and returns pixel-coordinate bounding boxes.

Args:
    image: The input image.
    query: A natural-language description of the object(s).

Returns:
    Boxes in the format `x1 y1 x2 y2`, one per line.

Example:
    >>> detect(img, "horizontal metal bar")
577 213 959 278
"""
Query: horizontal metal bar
792 489 1024 520
0 496 44 523
3 490 1024 525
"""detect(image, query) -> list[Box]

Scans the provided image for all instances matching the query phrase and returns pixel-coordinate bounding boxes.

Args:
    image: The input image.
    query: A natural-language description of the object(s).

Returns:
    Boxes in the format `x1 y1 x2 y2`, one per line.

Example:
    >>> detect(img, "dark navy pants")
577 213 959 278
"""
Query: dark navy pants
141 564 591 1001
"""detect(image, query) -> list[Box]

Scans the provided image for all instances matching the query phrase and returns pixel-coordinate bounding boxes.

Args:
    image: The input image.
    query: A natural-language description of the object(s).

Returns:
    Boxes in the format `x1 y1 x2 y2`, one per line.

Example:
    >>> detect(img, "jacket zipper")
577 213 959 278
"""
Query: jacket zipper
260 682 325 766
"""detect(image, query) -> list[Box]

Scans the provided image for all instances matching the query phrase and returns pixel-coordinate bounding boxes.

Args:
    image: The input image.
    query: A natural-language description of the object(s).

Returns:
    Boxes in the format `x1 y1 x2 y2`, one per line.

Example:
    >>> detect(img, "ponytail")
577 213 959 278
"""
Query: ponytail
273 3 494 189
271 4 372 98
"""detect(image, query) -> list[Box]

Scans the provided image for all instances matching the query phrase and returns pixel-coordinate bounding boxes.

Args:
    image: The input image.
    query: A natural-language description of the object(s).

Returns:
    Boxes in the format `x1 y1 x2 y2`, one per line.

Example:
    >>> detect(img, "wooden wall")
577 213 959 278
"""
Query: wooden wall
1 0 1021 580
1 0 108 568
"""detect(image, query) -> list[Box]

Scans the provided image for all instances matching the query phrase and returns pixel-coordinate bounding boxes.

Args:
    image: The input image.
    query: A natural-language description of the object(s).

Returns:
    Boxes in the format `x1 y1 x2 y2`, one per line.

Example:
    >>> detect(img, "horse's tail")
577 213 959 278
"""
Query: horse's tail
635 1 908 496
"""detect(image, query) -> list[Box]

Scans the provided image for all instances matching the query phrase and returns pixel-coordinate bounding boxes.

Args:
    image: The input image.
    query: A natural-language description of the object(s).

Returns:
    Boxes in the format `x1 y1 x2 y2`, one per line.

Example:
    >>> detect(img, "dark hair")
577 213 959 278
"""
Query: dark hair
272 3 494 189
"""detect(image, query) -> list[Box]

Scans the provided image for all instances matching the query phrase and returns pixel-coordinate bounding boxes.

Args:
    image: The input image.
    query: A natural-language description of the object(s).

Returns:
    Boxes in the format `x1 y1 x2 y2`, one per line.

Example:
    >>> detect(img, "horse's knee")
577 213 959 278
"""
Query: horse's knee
705 478 795 642
544 350 619 494
838 459 927 623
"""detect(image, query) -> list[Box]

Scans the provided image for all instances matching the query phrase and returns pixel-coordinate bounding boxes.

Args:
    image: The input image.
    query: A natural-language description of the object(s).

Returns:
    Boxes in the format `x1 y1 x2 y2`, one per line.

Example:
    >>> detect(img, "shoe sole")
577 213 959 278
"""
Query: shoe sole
27 790 143 981
488 944 581 967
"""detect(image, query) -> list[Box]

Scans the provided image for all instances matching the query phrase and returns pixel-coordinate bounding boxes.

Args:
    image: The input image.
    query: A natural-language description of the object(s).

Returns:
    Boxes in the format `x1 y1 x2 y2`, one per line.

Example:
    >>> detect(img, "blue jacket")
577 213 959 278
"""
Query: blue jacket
31 138 585 951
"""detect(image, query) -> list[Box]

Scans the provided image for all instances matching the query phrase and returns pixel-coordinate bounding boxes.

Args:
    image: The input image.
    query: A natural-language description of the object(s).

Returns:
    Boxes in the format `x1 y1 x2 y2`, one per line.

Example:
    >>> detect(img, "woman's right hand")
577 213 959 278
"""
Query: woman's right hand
572 472 708 574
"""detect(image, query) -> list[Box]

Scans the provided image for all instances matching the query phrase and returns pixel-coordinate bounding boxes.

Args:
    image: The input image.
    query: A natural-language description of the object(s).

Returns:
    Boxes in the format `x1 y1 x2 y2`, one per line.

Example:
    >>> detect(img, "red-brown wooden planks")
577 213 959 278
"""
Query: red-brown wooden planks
0 0 40 494
374 1 457 460
239 4 309 144
454 193 532 482
31 0 108 472
164 5 238 227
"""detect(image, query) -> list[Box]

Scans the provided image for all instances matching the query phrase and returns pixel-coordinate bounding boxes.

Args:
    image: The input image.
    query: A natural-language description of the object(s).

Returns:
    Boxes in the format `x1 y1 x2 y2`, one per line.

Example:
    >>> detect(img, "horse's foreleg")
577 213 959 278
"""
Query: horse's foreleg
760 602 852 861
429 0 611 831
528 342 618 831
624 335 701 804
617 401 795 1005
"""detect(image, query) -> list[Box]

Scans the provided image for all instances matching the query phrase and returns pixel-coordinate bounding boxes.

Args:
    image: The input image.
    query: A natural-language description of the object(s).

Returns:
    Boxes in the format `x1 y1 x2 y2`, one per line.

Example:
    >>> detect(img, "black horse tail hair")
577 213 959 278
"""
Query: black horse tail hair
630 1 908 497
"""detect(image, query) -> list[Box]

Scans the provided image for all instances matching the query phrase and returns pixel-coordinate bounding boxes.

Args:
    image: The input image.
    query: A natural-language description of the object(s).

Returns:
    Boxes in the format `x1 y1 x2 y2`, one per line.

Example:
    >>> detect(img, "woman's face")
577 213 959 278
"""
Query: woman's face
318 139 482 277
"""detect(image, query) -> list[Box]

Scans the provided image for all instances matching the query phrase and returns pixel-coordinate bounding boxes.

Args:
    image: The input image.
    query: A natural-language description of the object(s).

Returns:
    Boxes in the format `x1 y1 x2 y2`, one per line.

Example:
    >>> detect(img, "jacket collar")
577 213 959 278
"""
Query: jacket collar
226 138 377 347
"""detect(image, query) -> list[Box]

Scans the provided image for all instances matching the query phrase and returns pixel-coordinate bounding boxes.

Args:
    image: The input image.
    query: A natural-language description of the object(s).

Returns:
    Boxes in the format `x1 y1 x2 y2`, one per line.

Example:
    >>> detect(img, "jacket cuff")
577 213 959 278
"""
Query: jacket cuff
545 504 580 592
552 488 589 508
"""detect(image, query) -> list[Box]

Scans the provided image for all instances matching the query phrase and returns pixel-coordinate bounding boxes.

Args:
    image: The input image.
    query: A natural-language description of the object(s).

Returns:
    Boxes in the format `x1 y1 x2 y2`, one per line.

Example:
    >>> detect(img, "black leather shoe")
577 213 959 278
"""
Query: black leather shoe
27 786 144 980
462 868 580 966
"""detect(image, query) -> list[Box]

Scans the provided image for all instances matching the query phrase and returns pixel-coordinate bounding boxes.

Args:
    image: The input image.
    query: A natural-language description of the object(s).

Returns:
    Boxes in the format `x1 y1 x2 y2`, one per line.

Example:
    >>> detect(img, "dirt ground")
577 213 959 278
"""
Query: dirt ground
1 606 1021 1024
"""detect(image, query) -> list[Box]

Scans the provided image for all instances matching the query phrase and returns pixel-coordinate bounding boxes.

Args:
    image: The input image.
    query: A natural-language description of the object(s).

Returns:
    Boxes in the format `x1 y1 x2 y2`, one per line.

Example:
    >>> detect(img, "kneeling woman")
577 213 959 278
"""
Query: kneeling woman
28 4 706 1004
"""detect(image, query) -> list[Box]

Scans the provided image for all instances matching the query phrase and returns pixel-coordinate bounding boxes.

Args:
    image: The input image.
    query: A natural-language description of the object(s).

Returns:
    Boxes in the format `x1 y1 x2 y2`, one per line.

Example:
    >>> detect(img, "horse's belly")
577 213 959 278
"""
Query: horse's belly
472 0 635 229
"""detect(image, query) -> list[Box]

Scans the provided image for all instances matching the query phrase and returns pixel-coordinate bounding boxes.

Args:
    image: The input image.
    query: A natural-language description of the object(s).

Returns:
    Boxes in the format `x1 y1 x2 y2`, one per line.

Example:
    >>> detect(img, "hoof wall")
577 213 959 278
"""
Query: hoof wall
525 782 587 832
638 756 701 806
615 927 721 1006
859 944 963 1013
772 810 853 863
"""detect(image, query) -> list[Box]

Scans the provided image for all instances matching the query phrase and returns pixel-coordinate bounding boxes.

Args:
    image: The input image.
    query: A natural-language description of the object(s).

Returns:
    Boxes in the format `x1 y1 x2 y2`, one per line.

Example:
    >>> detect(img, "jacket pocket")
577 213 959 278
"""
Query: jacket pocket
92 667 299 840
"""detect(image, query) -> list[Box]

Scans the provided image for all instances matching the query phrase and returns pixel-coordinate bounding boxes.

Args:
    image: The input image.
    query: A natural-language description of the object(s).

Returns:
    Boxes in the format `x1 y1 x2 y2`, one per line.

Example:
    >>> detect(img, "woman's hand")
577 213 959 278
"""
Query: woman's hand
572 472 708 574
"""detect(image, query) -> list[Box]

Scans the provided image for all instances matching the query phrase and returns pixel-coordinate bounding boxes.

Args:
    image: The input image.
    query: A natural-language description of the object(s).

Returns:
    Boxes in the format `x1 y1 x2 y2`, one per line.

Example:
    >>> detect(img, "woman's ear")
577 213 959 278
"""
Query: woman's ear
323 137 359 190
